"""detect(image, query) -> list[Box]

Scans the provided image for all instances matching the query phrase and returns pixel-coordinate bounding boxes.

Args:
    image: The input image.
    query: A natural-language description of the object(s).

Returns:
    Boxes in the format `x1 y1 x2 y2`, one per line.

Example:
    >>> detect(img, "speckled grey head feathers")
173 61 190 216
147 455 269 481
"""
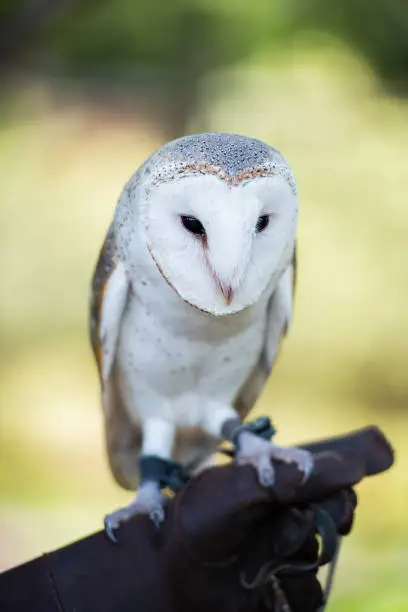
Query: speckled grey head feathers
127 133 297 196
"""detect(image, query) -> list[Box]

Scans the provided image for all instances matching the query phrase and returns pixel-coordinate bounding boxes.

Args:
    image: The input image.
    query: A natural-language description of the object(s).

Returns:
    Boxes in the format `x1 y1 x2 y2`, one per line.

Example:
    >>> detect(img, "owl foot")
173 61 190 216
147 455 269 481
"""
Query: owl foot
104 481 165 543
235 431 314 487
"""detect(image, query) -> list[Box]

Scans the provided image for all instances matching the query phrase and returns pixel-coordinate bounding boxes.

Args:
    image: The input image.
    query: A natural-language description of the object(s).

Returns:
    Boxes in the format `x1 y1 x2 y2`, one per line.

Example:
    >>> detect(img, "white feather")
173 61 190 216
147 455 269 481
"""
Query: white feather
139 174 297 316
141 417 176 458
99 260 129 381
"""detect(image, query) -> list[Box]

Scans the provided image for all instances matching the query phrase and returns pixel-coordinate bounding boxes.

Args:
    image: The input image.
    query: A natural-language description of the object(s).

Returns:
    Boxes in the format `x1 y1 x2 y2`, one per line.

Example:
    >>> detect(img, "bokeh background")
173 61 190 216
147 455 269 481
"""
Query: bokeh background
0 1 407 608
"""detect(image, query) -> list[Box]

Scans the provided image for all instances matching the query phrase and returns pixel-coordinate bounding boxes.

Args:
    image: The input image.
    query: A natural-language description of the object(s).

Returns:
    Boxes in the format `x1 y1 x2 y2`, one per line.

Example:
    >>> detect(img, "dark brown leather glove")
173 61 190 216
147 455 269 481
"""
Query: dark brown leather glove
0 426 394 612
164 426 393 612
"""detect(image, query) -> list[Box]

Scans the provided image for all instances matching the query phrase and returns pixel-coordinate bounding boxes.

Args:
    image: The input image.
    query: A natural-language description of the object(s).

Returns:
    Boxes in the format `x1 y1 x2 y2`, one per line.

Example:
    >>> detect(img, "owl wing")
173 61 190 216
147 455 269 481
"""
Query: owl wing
89 225 129 382
90 227 142 490
234 246 296 417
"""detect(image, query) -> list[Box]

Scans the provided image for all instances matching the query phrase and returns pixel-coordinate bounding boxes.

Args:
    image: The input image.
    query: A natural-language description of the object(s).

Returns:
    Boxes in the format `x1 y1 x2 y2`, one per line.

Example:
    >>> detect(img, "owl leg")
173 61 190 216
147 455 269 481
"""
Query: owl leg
222 416 314 487
104 417 186 543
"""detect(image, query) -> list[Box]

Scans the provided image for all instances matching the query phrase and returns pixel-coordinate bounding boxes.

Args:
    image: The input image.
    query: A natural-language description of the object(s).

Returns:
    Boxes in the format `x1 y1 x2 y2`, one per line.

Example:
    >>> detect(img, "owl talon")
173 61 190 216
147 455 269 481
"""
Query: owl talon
104 516 120 544
235 431 314 487
259 467 276 487
257 453 276 487
298 452 314 484
150 506 165 530
103 481 165 540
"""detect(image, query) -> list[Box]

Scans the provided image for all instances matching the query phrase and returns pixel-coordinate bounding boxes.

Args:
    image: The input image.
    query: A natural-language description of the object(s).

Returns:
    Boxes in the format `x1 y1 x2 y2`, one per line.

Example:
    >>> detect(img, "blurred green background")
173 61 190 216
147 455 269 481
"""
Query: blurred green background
0 1 407 609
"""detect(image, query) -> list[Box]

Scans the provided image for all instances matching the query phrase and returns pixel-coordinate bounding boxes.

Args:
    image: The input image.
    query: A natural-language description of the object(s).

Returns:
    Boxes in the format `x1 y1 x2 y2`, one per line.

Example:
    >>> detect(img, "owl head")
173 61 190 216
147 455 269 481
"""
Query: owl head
118 133 298 316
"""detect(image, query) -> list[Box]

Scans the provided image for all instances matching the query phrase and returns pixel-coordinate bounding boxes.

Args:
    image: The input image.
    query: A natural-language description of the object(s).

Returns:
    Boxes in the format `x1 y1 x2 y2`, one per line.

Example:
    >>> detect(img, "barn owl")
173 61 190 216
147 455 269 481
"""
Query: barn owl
90 132 312 539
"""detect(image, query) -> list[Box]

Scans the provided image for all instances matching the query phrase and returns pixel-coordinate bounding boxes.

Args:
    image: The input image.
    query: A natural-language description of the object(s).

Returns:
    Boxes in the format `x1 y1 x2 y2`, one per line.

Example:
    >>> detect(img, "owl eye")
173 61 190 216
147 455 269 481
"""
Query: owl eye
180 215 206 237
255 215 270 233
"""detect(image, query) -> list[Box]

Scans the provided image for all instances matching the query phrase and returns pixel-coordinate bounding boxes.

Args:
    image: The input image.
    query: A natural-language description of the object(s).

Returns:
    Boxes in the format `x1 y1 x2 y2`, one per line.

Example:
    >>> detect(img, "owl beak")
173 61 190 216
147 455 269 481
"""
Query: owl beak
219 282 234 305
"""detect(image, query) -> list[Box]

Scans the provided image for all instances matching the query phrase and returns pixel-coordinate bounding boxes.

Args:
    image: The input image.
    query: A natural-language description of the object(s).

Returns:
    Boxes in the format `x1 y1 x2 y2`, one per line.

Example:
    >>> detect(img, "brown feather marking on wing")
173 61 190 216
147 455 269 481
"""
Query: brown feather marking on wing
89 225 118 381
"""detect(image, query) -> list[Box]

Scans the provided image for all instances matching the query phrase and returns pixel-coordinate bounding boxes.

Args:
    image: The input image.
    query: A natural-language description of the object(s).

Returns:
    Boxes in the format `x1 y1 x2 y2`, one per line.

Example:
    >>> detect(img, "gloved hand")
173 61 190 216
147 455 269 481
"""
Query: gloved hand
0 426 393 612
164 426 393 612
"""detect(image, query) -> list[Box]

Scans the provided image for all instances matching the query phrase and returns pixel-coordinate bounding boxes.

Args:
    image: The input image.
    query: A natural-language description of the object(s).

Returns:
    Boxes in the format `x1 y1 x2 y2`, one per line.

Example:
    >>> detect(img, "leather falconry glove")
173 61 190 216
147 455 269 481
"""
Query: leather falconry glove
164 425 394 612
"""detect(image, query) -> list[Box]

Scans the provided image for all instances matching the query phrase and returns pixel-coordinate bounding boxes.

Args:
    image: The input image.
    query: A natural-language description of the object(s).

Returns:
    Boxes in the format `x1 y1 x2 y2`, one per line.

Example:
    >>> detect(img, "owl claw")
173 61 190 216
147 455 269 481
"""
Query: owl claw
150 506 165 530
235 431 314 487
103 481 165 543
256 453 276 487
104 515 120 544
